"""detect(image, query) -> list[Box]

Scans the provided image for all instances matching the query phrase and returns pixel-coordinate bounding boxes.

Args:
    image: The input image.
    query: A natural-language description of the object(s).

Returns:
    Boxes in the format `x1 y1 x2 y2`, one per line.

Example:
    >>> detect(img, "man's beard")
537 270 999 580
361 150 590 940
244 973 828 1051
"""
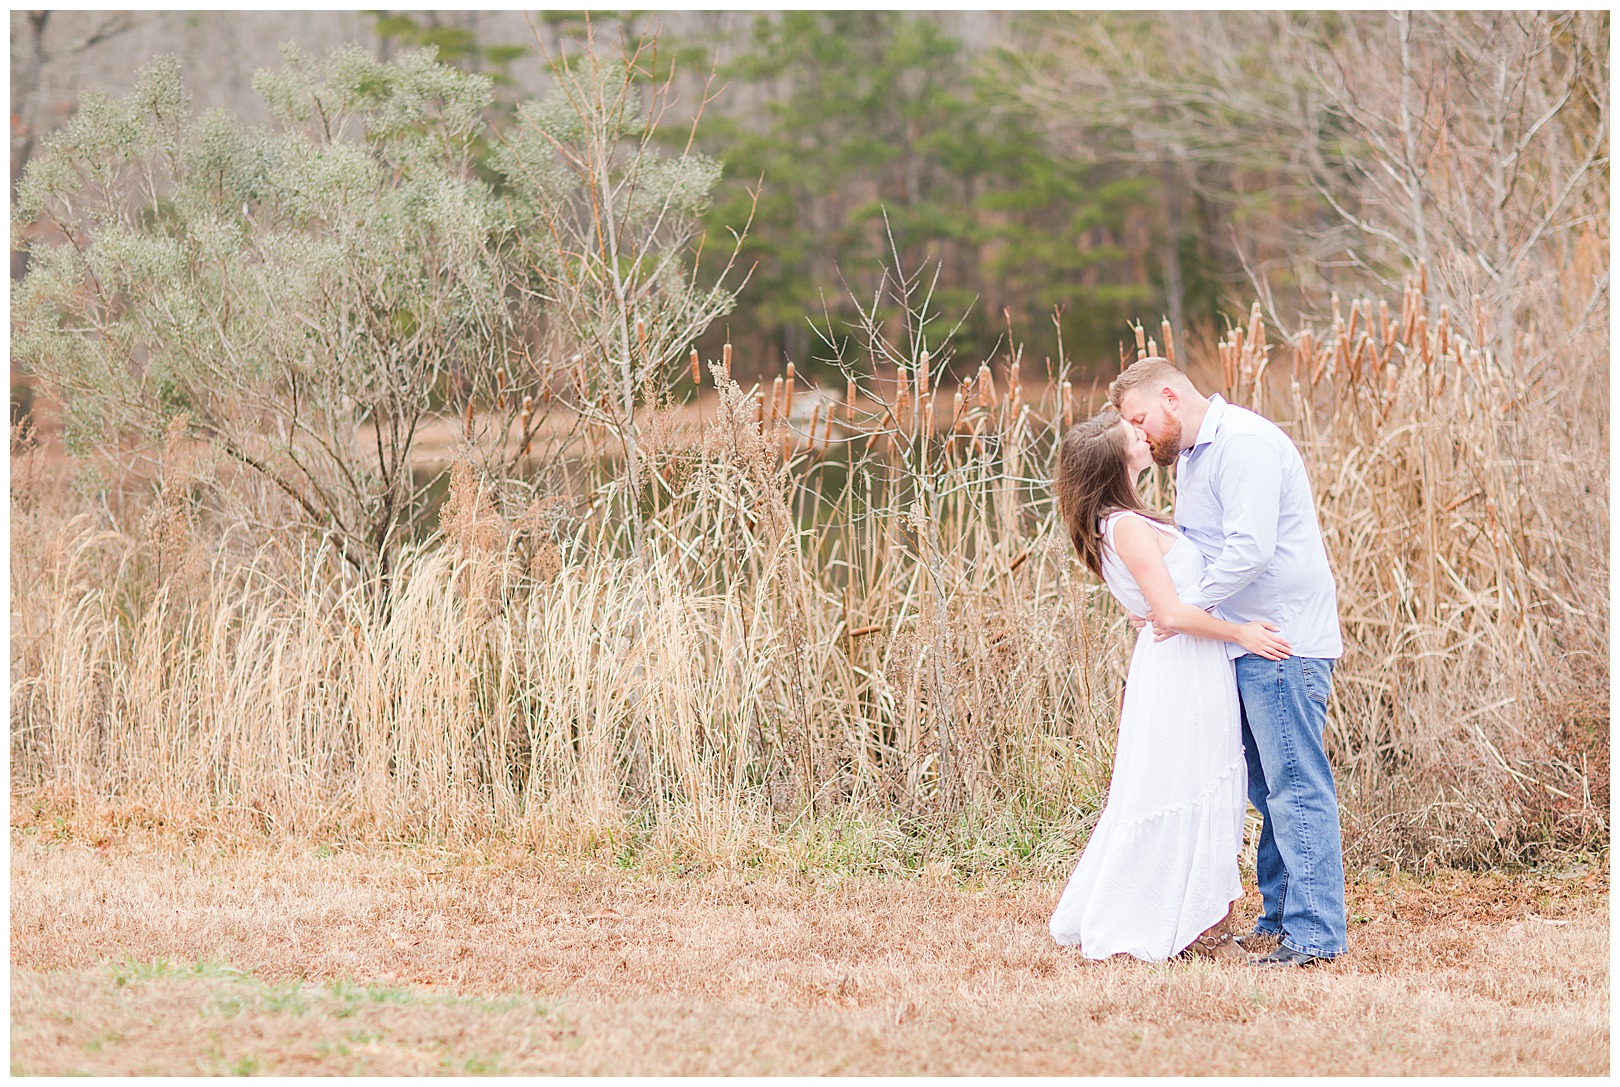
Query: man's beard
1148 415 1182 467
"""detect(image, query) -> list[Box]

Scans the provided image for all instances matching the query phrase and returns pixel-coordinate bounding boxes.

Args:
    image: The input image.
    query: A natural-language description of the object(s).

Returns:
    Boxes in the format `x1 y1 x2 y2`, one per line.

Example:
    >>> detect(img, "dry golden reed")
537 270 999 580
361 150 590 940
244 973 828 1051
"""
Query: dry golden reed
9 281 1606 869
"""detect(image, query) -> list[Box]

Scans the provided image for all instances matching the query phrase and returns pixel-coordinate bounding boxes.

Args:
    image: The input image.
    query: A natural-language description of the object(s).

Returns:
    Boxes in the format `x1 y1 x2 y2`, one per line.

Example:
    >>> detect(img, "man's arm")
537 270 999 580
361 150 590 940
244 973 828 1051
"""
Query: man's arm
1179 433 1281 610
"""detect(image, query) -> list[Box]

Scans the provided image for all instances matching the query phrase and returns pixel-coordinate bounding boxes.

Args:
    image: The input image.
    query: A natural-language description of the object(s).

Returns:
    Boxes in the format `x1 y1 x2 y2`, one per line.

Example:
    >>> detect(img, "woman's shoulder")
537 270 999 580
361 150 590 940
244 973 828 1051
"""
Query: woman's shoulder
1101 508 1166 534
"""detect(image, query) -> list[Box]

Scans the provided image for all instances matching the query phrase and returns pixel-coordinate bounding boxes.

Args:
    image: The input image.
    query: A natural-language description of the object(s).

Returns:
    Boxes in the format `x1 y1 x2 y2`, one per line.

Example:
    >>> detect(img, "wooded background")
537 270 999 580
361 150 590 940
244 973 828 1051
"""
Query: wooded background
22 11 1602 380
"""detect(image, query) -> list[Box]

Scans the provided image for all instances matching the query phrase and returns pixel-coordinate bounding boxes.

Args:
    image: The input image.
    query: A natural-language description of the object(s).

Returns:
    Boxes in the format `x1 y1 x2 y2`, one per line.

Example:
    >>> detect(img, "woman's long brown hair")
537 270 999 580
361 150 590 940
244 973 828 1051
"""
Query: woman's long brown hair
1054 406 1171 578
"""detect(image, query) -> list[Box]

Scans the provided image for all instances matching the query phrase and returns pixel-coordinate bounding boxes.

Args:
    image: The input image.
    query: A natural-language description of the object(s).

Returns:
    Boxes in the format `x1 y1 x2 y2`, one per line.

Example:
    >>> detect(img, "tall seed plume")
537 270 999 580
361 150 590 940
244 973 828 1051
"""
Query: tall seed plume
977 363 994 408
768 376 783 423
722 341 733 380
496 367 508 411
917 350 930 399
519 395 533 455
690 348 701 386
782 362 795 420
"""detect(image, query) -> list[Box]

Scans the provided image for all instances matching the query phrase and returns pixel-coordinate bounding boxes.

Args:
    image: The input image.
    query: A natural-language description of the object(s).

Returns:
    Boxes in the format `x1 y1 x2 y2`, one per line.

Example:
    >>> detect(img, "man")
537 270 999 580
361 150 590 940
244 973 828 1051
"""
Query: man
1110 356 1346 968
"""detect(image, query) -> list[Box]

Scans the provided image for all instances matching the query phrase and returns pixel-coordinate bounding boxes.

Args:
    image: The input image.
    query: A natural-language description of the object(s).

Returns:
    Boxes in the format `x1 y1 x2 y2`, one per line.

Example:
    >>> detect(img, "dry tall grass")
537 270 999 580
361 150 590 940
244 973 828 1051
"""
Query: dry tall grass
9 831 1609 1075
9 275 1607 868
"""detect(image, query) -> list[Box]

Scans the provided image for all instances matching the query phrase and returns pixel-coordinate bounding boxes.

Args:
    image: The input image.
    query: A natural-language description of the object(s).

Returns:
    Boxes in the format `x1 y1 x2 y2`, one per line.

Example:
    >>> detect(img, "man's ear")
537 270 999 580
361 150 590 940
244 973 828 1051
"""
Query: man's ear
1161 385 1181 411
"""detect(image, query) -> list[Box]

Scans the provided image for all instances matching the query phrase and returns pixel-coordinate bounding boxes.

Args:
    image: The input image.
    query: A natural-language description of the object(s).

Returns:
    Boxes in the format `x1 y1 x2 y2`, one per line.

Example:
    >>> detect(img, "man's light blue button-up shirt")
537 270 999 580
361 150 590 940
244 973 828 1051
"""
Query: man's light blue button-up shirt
1176 395 1343 661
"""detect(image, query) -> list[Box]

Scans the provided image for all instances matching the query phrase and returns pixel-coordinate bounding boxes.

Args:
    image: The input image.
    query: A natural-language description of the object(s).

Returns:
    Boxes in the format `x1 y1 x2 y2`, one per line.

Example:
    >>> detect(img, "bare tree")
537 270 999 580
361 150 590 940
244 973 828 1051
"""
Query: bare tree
1002 10 1610 368
492 19 750 560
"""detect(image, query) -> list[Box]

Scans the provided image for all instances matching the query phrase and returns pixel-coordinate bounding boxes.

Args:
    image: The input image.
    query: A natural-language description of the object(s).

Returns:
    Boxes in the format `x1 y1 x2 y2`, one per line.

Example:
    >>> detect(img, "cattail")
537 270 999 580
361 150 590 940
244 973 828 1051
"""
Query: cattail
519 395 533 455
496 367 508 411
768 376 783 423
690 348 701 386
1133 321 1147 358
781 362 795 421
1378 366 1398 424
636 319 647 357
780 430 792 463
754 390 765 429
1147 337 1159 357
917 350 930 399
977 363 994 409
463 399 475 439
1062 380 1074 428
722 341 733 380
952 386 965 433
895 371 911 434
807 403 822 454
922 391 934 436
846 377 857 421
1161 318 1175 364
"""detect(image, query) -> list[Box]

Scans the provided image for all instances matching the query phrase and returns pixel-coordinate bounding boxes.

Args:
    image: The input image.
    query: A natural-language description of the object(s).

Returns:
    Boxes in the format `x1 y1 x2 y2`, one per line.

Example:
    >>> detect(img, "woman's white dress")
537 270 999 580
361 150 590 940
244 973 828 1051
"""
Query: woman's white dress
1049 510 1247 961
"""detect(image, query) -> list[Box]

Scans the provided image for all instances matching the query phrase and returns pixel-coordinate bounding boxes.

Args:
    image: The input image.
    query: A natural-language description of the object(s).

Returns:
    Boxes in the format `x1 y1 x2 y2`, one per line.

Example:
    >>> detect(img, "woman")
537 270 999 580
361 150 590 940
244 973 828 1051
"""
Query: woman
1048 407 1292 962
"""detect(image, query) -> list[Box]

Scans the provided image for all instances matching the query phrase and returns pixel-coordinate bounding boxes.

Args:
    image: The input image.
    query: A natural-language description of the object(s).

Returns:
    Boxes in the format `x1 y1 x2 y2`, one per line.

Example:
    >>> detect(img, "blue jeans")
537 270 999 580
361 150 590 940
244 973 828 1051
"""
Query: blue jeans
1236 655 1347 958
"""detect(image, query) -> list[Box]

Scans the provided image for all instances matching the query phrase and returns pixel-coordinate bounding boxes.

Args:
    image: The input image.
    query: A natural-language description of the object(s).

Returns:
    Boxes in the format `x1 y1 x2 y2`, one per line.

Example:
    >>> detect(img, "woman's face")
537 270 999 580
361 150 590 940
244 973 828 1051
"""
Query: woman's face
1116 418 1153 478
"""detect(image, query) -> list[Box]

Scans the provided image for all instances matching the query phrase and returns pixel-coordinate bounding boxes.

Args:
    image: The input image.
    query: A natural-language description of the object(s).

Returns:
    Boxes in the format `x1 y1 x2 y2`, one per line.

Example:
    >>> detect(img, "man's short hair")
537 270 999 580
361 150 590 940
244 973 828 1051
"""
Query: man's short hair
1107 356 1186 409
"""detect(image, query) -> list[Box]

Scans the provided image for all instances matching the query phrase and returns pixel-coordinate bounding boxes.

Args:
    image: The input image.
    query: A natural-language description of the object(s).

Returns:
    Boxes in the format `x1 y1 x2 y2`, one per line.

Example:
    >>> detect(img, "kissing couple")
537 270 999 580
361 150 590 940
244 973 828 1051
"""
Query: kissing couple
1048 357 1347 967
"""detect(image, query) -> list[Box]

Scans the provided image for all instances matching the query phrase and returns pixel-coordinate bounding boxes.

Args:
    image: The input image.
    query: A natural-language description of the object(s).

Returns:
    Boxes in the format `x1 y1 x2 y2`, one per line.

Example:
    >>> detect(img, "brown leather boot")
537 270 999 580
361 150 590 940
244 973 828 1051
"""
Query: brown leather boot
1179 905 1245 962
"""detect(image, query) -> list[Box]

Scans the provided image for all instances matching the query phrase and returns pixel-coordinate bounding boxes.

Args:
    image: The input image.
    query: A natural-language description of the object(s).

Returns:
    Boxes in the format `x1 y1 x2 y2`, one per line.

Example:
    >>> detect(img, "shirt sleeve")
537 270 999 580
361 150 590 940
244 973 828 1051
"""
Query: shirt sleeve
1181 433 1280 610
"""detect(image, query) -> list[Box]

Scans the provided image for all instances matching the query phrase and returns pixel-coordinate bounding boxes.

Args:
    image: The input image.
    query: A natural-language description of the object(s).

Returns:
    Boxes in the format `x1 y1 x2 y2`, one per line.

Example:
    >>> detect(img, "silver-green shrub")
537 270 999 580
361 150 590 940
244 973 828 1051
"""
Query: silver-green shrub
13 47 518 584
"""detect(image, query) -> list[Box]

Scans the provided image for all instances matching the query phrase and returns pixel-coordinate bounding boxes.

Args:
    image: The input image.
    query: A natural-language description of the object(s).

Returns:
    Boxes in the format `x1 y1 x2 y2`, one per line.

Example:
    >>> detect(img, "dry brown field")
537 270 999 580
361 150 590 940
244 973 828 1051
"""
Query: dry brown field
10 824 1607 1076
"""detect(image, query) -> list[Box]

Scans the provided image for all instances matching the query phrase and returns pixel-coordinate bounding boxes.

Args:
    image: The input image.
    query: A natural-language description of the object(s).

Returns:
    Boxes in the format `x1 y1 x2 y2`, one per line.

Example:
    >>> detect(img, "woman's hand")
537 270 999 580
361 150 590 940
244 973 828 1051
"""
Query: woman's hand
1236 621 1292 660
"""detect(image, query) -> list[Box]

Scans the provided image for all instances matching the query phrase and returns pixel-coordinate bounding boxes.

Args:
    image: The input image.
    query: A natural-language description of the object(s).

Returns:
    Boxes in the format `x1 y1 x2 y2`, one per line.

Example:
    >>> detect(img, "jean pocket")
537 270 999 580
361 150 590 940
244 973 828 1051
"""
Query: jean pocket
1302 660 1332 708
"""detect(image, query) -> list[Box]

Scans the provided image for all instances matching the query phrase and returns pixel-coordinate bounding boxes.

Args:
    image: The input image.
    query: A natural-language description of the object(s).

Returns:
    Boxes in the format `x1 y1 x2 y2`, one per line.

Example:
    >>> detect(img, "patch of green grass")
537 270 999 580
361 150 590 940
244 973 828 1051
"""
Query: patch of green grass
109 955 242 987
79 1029 125 1054
445 1049 505 1074
261 981 312 1016
326 977 418 1012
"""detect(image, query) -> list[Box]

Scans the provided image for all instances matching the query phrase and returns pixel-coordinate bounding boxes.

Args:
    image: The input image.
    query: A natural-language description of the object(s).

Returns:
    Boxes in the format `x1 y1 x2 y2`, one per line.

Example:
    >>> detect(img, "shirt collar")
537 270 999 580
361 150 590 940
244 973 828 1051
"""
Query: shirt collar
1183 394 1227 457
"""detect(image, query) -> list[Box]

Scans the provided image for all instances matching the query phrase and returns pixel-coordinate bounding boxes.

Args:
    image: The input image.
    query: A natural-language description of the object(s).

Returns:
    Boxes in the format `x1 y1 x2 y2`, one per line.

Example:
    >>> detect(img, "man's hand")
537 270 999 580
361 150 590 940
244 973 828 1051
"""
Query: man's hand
1150 612 1179 642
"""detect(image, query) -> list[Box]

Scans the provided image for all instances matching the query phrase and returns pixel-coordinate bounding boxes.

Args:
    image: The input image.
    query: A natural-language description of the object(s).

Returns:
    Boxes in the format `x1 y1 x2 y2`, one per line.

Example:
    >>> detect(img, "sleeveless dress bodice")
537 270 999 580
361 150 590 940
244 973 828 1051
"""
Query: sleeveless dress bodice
1099 511 1204 617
